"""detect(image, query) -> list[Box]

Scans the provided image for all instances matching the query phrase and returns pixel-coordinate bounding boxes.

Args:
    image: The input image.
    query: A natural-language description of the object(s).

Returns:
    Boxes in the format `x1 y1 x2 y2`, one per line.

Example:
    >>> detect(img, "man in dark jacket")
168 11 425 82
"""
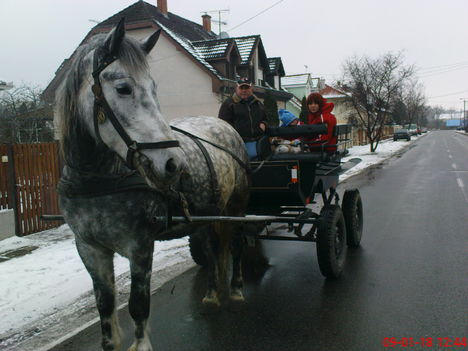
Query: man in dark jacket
218 77 267 159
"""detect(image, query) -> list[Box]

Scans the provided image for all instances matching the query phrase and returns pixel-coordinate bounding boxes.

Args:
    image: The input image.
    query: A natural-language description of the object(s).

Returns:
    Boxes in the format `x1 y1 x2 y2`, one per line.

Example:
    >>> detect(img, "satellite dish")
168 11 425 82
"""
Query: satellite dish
218 31 229 39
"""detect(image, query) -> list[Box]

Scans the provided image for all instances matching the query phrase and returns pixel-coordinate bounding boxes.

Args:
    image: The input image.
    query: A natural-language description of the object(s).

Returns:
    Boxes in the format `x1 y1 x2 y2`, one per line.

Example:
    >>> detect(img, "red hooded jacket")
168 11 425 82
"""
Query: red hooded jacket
306 100 337 151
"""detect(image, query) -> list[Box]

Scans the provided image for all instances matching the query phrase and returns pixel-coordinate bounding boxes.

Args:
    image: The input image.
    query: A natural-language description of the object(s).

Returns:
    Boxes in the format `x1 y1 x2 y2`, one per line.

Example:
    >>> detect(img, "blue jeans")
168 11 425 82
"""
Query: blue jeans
244 141 257 160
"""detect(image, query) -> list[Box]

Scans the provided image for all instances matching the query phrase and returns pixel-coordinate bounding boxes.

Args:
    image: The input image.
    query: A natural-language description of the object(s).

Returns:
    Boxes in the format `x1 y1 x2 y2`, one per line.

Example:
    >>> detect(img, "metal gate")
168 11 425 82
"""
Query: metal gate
0 143 62 236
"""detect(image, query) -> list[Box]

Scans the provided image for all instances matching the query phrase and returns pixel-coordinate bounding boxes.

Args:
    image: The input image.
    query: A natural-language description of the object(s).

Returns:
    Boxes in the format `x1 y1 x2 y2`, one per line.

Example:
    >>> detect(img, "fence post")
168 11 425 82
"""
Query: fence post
6 144 19 236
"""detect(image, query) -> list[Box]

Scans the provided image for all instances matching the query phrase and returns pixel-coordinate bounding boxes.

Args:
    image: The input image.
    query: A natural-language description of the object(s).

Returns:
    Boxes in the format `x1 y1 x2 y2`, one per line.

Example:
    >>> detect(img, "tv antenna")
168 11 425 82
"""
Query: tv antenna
201 9 229 34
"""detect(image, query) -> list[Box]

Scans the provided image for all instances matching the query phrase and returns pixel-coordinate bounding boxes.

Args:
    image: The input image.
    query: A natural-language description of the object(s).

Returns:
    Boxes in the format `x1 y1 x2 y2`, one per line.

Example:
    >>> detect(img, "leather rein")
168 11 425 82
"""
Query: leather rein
91 48 180 170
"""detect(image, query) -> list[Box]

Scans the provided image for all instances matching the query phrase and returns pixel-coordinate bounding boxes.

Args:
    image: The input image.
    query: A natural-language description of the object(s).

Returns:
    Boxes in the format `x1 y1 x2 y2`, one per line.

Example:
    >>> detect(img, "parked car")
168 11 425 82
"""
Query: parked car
393 129 411 141
405 124 419 136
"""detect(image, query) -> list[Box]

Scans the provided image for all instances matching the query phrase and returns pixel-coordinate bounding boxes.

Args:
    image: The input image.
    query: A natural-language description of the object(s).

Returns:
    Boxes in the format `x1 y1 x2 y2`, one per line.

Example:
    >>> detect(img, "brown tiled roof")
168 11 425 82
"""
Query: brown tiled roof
94 1 216 41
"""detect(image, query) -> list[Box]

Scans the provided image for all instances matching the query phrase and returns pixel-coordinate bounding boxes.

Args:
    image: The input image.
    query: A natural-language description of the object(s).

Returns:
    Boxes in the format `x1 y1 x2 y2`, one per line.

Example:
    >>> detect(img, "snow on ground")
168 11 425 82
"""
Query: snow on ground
0 134 426 351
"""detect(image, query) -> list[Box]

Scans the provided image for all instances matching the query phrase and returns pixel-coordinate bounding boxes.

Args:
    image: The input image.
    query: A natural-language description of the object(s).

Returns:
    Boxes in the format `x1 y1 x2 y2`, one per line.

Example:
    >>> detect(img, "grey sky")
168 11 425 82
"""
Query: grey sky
1 0 467 110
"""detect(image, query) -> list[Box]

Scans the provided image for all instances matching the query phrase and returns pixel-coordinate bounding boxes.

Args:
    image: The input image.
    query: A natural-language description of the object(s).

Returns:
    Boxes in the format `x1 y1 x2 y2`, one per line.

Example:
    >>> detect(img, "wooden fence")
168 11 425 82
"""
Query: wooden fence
0 143 62 236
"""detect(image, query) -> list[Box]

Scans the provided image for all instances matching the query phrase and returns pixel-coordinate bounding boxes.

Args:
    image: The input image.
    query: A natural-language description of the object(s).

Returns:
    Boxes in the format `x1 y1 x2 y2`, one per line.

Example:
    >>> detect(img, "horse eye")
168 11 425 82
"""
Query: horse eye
116 84 132 95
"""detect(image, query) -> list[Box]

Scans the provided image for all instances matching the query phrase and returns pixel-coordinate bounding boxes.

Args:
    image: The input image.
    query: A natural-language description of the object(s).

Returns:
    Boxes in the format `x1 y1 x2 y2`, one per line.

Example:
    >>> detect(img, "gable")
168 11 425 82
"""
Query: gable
93 1 216 42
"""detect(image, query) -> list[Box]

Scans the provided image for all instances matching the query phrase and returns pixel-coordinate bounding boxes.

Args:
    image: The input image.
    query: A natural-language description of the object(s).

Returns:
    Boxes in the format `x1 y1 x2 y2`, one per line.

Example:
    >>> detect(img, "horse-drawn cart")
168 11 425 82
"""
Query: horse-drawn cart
43 21 362 349
187 123 364 279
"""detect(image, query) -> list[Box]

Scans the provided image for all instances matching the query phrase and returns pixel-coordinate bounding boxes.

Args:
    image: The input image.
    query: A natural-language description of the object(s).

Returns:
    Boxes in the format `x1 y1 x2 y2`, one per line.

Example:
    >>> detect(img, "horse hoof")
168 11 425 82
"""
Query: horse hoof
127 342 152 351
228 290 245 311
202 295 220 307
230 287 245 302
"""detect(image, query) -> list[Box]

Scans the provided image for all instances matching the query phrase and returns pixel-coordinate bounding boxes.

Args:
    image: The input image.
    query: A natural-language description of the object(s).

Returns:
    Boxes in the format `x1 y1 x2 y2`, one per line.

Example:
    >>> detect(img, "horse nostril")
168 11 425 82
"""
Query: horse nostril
165 158 178 175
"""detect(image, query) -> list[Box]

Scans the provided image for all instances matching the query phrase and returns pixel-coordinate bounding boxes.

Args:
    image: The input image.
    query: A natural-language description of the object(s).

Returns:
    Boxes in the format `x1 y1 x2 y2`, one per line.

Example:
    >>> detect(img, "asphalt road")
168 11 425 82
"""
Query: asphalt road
51 131 468 351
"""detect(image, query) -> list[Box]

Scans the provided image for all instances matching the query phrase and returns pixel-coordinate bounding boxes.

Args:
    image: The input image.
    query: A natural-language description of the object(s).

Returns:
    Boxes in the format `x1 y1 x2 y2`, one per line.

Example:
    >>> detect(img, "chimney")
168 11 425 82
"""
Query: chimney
157 0 168 15
202 14 212 32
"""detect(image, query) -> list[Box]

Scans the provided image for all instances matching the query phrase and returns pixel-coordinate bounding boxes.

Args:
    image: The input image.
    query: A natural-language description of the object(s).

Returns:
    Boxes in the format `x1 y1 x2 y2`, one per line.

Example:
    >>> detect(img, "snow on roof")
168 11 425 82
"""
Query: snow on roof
319 84 351 99
267 57 280 72
192 38 232 60
155 20 222 79
282 74 310 86
233 36 258 65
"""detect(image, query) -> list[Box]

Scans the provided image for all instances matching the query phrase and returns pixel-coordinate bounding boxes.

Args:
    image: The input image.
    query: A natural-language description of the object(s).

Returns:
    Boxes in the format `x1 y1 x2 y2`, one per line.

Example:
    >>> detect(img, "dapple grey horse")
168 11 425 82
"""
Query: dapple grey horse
56 19 249 351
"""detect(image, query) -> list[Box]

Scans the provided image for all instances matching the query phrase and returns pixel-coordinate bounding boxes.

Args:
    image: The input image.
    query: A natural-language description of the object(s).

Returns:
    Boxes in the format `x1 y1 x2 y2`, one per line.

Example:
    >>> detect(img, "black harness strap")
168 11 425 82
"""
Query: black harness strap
91 48 180 170
170 125 251 174
185 135 221 208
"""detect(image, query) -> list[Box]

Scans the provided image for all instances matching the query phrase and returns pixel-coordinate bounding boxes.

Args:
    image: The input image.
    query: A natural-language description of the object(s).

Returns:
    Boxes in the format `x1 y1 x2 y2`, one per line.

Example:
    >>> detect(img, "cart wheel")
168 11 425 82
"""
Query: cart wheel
189 232 207 267
342 189 363 248
316 205 347 279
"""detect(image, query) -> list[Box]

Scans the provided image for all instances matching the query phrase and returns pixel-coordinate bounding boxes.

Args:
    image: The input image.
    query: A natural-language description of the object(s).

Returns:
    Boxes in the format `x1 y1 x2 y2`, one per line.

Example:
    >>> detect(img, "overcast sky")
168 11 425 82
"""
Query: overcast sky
1 0 467 110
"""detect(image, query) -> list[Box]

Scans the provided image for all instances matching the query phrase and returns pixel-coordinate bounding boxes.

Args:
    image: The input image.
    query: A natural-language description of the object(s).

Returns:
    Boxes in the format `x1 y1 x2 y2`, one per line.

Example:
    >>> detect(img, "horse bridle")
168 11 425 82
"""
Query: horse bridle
91 48 180 170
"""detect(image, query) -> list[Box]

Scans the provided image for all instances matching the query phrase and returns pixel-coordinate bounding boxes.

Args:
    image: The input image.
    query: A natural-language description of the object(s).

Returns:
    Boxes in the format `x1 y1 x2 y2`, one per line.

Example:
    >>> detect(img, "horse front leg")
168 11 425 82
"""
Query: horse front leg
229 231 245 303
128 244 154 351
75 238 121 351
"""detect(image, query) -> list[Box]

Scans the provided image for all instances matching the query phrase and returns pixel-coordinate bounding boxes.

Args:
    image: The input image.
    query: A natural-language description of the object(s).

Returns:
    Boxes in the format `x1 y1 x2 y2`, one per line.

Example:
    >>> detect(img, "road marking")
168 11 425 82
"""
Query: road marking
452 163 457 170
456 178 468 205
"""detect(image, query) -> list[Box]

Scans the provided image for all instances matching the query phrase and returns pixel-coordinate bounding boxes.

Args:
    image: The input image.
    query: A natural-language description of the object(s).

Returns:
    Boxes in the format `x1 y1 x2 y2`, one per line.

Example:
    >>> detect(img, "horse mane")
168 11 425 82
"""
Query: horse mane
56 33 149 160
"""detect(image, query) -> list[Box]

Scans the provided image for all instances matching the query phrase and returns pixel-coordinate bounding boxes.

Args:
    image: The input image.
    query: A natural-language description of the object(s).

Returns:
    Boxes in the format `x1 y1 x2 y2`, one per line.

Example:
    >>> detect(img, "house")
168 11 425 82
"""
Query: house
43 0 291 124
282 73 321 99
318 84 353 124
280 73 321 117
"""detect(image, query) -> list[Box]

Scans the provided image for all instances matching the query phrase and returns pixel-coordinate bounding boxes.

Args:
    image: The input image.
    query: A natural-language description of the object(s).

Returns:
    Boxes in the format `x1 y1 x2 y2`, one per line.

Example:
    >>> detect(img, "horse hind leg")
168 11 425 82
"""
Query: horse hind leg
75 239 122 351
127 245 155 351
229 230 245 303
201 224 227 308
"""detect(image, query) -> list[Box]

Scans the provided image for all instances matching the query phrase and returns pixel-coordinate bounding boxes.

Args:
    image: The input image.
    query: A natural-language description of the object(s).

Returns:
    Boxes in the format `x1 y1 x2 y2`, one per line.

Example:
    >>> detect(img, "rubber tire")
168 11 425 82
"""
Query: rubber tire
316 205 347 279
188 231 207 267
342 189 364 248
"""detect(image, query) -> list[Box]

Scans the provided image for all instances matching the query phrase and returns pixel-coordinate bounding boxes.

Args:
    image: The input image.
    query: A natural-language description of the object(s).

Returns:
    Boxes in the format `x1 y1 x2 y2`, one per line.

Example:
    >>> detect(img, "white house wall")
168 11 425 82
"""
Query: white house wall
130 29 221 121
274 76 280 89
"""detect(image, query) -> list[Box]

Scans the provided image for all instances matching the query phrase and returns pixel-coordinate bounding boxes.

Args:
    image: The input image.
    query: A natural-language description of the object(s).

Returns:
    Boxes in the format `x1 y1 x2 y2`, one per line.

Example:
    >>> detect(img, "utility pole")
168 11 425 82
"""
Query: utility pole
460 98 467 131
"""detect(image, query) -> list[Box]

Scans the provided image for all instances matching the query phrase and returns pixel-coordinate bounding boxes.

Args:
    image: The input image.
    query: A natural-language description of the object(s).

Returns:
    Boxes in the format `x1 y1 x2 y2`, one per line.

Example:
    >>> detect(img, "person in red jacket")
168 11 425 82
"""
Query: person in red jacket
305 92 337 152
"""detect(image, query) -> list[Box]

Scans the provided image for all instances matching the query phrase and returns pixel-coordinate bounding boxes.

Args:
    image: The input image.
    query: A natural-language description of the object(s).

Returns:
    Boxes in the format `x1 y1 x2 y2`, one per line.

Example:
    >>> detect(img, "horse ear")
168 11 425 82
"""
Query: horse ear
104 17 125 56
141 29 161 55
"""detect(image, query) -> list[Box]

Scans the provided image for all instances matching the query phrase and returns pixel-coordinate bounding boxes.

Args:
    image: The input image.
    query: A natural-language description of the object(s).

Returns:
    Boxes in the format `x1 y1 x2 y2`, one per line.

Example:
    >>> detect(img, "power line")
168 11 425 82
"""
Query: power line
427 89 468 99
418 60 468 72
227 0 284 32
418 63 468 78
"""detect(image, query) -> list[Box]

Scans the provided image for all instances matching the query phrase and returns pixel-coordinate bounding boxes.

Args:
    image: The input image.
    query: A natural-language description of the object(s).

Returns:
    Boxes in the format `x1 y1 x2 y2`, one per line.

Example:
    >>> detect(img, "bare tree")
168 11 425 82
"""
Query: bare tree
426 105 447 129
402 79 426 127
342 52 415 152
0 85 54 143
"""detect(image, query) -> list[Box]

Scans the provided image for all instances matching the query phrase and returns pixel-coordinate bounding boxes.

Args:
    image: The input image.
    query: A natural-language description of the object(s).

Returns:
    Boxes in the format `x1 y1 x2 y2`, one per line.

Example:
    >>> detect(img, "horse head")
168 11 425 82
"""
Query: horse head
59 18 186 193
